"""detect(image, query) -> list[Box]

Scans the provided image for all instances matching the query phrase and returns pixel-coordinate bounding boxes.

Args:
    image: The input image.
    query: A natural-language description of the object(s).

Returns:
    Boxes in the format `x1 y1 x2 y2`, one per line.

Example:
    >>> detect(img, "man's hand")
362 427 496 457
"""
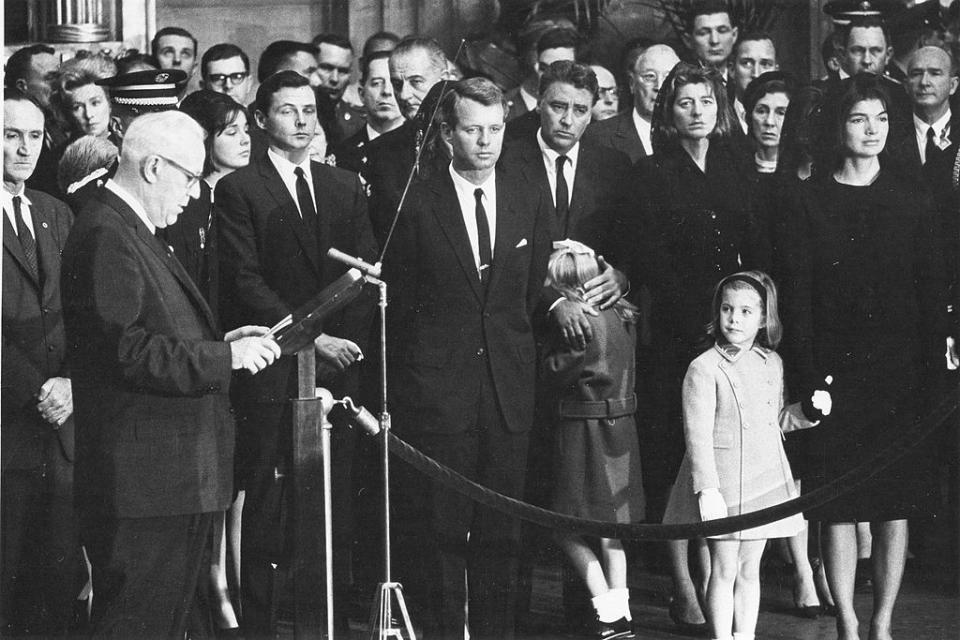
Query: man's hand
37 377 72 426
314 334 363 378
225 325 271 342
551 298 598 350
582 256 628 310
229 328 281 374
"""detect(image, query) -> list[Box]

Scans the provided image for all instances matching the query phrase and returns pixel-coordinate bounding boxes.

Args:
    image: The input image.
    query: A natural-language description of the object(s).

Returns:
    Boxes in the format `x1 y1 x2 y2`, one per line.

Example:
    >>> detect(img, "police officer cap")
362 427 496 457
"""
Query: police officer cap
823 0 904 25
97 69 187 108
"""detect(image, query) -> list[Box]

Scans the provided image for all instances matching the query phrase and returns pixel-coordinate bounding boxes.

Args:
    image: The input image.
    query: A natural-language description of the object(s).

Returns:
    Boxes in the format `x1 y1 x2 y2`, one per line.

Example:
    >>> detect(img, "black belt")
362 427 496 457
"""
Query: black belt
558 394 637 419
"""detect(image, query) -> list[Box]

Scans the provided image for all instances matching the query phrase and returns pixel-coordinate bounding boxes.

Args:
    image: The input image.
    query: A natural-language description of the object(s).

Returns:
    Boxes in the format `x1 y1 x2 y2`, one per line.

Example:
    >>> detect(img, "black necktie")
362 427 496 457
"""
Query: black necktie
474 188 492 285
555 155 569 224
925 126 939 165
294 166 317 221
12 196 39 281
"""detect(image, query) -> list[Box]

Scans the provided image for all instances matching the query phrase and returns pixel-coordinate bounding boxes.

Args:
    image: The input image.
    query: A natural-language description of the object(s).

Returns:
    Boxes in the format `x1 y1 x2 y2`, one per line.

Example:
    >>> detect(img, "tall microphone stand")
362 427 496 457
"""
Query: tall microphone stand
326 250 416 639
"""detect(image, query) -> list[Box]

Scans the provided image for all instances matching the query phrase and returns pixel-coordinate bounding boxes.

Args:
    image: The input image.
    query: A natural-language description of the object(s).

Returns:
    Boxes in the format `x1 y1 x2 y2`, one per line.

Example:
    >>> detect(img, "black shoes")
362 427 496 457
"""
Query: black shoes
592 616 634 639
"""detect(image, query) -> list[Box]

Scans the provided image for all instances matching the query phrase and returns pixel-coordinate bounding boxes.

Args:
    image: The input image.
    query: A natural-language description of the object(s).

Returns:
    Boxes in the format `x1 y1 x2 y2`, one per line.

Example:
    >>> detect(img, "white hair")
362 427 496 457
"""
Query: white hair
119 111 205 168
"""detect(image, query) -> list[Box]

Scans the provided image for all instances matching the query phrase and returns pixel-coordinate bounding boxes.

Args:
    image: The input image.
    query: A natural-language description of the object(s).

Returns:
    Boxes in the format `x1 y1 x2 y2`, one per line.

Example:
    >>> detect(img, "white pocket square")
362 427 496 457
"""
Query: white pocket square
515 238 528 248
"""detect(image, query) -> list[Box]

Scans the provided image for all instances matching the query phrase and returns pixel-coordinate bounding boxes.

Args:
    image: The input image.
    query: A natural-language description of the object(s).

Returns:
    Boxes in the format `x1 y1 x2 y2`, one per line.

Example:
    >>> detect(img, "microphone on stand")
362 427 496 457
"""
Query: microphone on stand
327 248 381 278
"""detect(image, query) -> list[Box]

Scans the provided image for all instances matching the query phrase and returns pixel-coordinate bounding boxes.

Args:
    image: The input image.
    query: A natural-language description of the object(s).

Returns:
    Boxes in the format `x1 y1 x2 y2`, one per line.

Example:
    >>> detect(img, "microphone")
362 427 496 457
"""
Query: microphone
327 247 382 278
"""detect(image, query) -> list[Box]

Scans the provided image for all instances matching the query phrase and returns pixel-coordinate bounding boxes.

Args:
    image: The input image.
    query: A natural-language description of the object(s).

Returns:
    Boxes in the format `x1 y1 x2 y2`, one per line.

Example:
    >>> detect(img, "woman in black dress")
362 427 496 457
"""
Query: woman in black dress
779 74 949 640
633 61 767 631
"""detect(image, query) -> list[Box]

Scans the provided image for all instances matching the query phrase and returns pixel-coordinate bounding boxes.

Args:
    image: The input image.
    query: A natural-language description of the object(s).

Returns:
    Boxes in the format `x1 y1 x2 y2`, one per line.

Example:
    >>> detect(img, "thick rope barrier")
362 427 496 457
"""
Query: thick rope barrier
387 385 958 540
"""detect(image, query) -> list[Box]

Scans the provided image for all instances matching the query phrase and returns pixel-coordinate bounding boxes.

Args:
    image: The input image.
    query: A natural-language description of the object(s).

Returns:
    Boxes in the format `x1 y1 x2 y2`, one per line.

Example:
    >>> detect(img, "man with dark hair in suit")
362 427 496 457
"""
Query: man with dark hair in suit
312 32 367 143
362 36 453 242
330 50 403 174
4 44 64 197
216 69 378 634
200 42 252 104
1 90 85 638
384 75 551 640
505 27 580 141
681 0 738 76
60 110 280 638
585 43 680 162
502 60 631 343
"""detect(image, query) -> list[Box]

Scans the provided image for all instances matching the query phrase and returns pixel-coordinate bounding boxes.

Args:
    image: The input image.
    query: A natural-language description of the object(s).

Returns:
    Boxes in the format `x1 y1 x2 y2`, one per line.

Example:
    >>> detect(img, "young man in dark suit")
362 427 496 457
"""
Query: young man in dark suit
60 110 280 638
216 69 378 634
1 90 85 638
383 76 552 640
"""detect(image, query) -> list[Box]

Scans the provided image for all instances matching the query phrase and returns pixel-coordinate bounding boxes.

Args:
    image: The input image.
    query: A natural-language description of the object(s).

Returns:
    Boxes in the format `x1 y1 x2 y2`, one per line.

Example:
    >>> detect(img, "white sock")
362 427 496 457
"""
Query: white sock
732 633 755 640
591 591 619 623
609 587 631 621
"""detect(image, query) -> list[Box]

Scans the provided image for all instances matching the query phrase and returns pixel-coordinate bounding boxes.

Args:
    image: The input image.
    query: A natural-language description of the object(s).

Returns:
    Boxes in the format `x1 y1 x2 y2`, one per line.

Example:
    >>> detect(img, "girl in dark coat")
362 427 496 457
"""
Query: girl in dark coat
778 73 950 640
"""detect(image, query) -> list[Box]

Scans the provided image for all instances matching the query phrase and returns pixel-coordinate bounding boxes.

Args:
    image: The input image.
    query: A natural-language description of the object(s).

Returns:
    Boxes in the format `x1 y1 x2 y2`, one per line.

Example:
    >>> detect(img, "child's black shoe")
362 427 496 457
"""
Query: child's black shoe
592 616 634 639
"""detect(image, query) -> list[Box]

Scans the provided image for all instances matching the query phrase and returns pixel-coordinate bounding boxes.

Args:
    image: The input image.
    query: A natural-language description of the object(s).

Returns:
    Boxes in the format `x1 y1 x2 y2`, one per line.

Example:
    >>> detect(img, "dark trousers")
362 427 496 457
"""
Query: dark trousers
394 369 530 640
238 401 357 636
82 512 213 639
1 455 84 638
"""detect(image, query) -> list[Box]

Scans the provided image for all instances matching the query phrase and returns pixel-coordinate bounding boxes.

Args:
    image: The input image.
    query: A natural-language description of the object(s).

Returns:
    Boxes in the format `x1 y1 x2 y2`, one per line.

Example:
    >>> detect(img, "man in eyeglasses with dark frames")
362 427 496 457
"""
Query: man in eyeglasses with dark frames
201 43 252 104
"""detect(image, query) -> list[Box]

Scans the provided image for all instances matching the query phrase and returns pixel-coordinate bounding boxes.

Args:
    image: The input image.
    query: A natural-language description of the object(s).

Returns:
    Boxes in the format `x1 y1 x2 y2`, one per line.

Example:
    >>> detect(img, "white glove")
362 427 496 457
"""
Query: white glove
698 488 728 521
811 390 832 416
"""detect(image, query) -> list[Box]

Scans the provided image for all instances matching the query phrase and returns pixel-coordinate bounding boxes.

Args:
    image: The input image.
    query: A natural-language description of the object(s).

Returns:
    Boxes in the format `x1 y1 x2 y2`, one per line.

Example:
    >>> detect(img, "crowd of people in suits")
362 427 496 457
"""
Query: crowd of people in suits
2 0 958 638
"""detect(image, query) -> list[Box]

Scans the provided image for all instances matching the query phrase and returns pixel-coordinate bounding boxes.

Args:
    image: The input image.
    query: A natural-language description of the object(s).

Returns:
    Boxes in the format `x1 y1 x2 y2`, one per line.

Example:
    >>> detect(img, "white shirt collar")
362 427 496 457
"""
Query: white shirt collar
448 163 498 272
267 147 311 177
267 148 316 217
448 163 497 198
632 110 652 155
536 128 581 167
914 109 952 143
366 123 382 142
105 179 155 234
2 185 33 237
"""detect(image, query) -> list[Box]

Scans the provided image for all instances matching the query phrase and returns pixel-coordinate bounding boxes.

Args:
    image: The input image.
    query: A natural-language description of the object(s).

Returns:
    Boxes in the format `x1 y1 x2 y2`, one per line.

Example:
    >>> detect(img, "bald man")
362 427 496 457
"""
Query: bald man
61 111 279 637
585 43 679 162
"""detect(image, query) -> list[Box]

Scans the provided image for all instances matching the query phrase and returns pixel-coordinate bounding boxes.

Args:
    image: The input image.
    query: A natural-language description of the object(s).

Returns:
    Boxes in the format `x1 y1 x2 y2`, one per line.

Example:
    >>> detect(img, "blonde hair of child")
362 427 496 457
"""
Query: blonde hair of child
546 244 638 322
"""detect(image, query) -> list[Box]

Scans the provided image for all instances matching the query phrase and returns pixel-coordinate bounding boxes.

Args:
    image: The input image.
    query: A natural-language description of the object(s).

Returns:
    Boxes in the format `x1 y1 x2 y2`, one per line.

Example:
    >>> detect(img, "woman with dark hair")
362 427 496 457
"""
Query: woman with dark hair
632 61 768 632
171 88 251 636
779 73 949 640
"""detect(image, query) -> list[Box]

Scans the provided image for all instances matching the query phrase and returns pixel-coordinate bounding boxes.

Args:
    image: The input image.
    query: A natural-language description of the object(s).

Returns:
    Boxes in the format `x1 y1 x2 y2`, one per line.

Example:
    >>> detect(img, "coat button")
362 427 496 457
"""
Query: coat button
476 347 485 356
48 345 56 352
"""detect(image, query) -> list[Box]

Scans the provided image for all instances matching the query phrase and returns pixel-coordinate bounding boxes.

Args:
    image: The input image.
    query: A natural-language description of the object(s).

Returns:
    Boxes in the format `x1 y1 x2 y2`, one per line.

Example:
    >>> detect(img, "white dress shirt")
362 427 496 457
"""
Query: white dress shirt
536 128 580 207
632 109 653 156
2 184 36 238
448 164 497 277
267 148 316 217
366 123 383 143
105 179 155 234
913 109 952 165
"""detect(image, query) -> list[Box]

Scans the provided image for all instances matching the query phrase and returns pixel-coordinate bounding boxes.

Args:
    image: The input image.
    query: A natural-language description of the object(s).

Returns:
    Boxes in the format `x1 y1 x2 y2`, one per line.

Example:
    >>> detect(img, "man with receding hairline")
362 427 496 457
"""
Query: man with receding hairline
585 43 680 161
61 111 280 637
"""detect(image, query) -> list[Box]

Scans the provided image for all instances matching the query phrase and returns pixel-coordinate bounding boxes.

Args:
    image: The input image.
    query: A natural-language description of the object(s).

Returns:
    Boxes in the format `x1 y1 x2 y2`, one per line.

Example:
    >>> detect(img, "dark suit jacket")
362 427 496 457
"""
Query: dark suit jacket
583 110 649 164
2 189 75 470
504 85 531 122
383 168 552 434
158 180 218 318
61 188 235 520
330 125 371 175
499 132 634 272
216 151 378 404
362 120 450 245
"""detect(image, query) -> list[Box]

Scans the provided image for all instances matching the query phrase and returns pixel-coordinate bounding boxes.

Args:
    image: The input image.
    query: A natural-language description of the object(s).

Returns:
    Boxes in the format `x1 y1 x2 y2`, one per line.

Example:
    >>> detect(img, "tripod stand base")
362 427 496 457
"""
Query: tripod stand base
367 582 416 640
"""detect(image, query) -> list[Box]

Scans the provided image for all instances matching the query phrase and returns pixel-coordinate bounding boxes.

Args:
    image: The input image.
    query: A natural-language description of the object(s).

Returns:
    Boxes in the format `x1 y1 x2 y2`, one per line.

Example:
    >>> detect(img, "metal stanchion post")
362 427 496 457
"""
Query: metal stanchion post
366 278 416 639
